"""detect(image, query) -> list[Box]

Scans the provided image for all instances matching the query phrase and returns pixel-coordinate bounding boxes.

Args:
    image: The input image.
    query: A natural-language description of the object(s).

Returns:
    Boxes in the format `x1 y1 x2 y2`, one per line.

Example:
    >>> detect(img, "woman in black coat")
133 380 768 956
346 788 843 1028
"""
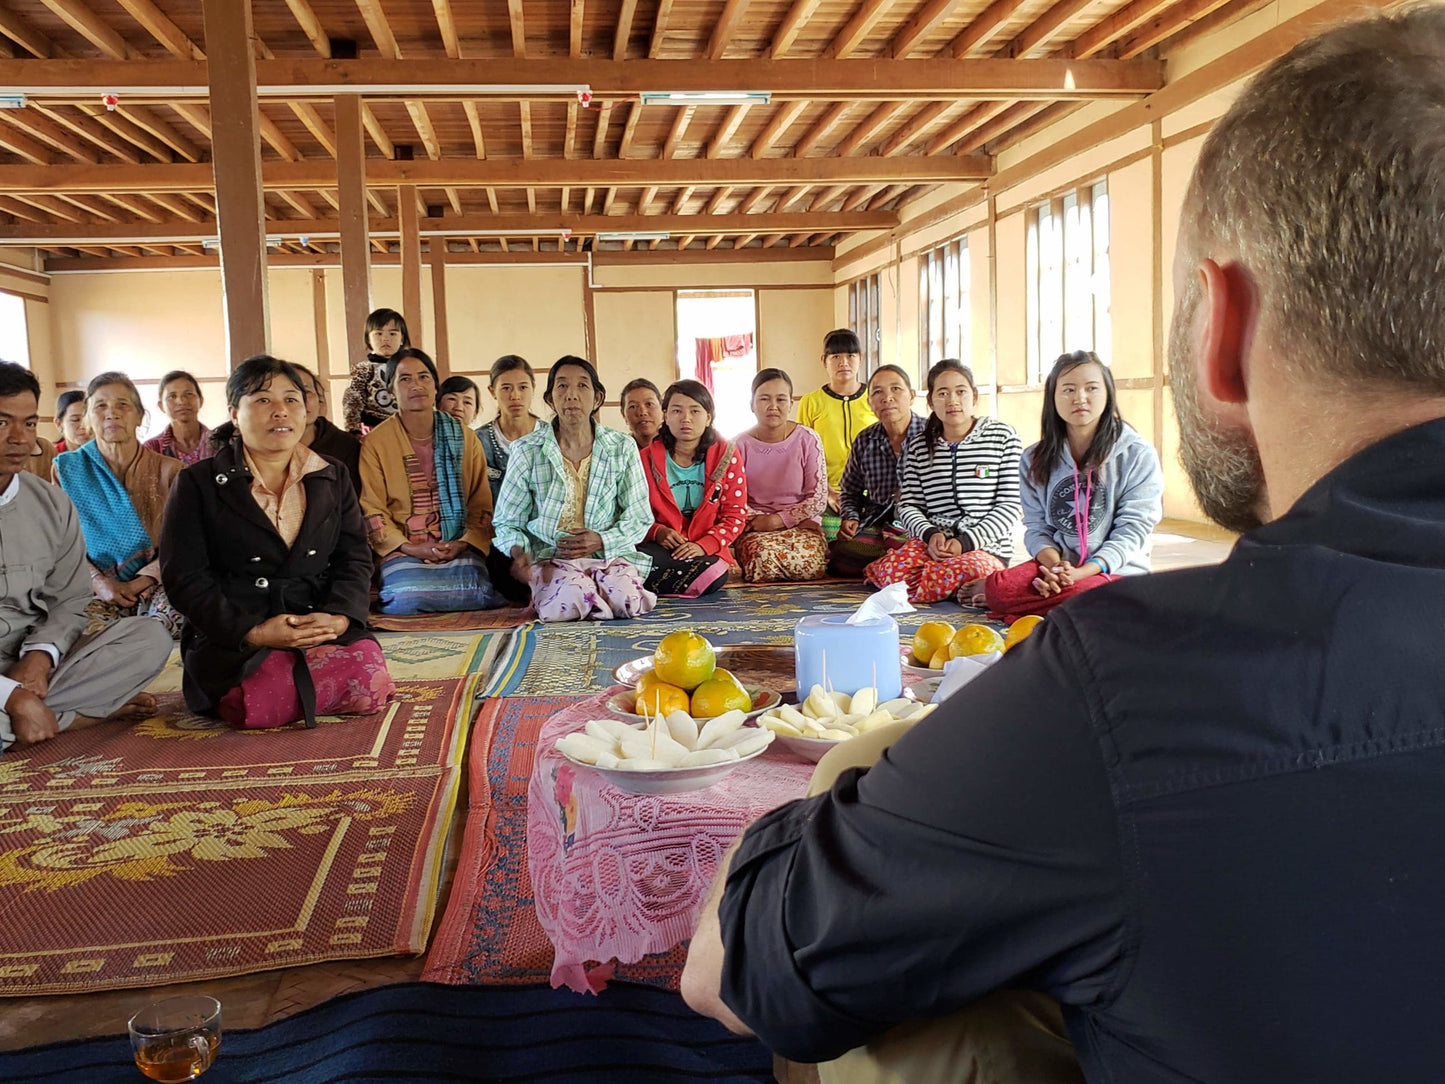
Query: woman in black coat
160 354 393 729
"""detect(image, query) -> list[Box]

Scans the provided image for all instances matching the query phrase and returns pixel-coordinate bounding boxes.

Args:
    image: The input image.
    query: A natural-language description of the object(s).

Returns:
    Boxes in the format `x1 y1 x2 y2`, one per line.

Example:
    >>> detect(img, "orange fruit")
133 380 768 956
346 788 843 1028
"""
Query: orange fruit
948 624 1006 658
633 681 689 717
911 621 955 666
653 631 717 691
928 648 949 670
690 677 753 718
636 669 666 698
1003 615 1045 652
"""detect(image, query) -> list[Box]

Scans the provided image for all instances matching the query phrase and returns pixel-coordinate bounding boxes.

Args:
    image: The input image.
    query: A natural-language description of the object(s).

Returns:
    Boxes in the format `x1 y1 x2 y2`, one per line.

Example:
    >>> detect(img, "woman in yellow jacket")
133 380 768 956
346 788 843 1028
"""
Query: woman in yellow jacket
795 328 876 541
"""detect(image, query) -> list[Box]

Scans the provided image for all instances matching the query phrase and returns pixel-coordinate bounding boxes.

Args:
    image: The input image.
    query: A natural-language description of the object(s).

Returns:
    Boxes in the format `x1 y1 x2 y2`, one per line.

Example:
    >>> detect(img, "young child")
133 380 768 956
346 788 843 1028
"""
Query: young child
796 328 877 540
982 350 1164 620
341 307 409 433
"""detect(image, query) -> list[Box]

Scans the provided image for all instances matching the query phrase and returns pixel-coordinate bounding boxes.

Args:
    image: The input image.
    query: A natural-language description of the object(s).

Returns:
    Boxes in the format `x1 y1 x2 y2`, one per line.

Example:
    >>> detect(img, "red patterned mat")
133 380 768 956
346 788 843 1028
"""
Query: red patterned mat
423 697 686 989
0 675 482 996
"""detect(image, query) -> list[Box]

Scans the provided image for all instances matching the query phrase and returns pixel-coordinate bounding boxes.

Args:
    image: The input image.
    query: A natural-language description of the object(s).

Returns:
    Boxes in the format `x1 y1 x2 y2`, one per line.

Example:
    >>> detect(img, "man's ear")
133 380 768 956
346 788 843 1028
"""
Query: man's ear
1195 258 1256 407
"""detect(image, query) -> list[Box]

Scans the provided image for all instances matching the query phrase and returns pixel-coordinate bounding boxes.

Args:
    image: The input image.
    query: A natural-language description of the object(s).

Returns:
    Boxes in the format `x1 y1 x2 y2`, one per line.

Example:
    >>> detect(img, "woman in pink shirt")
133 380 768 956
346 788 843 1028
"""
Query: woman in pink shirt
733 368 829 582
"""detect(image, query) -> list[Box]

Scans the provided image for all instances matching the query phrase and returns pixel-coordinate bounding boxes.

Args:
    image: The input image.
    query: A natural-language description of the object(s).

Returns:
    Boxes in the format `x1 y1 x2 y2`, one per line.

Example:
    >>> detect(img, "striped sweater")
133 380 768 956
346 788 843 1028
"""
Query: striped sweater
897 415 1023 560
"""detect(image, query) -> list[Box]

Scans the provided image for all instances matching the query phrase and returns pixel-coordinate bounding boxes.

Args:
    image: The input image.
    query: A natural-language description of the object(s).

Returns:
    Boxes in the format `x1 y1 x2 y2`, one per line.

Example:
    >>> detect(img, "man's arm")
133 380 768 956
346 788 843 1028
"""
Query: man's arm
695 614 1129 1064
681 840 752 1035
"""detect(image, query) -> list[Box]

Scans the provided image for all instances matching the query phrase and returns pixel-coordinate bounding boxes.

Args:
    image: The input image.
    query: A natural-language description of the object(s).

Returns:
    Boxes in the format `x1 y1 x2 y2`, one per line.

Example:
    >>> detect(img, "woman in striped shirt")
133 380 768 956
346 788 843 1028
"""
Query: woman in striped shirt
865 360 1022 604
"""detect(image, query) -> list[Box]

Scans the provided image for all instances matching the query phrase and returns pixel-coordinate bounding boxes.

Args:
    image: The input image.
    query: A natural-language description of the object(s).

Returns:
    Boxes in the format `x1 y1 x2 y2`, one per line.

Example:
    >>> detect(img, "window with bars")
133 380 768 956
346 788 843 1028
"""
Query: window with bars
847 273 882 374
917 237 969 382
1026 179 1111 382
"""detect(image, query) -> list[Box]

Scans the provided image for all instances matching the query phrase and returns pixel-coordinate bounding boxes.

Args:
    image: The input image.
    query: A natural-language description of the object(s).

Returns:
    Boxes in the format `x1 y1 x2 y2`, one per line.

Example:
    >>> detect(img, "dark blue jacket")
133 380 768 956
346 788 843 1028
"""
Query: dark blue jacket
720 418 1445 1082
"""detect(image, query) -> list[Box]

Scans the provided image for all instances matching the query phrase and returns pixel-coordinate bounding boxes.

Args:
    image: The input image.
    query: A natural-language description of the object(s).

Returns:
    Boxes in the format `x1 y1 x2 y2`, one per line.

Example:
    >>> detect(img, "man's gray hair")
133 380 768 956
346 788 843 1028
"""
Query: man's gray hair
1184 4 1445 391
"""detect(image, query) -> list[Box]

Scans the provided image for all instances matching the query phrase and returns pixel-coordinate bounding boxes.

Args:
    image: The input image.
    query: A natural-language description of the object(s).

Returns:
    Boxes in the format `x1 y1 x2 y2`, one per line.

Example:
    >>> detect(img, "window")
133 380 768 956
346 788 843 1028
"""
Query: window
918 237 969 380
675 290 758 439
847 273 881 374
1026 179 1110 381
0 291 29 367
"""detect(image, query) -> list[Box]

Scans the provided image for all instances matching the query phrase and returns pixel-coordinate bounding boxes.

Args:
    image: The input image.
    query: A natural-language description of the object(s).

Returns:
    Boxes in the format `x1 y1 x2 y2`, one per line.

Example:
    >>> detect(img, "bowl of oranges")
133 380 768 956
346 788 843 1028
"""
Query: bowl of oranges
610 631 783 721
905 615 1046 697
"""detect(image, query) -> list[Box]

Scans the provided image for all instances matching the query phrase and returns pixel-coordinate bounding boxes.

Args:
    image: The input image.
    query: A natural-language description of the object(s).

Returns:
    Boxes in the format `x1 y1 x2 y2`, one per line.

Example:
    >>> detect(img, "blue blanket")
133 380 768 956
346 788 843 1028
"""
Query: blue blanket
52 441 153 580
433 409 467 543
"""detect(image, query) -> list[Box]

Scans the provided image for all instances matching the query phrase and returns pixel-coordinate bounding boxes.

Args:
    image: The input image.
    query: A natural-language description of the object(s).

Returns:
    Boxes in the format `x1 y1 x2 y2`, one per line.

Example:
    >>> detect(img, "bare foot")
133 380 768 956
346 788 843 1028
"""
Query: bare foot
70 693 158 731
956 577 988 607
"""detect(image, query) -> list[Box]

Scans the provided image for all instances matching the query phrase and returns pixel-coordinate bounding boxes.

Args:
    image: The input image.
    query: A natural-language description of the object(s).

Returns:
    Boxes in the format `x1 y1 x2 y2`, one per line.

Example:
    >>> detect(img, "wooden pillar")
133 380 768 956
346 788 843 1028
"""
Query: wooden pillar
311 268 330 378
203 0 270 367
428 238 451 379
399 184 423 342
335 94 372 370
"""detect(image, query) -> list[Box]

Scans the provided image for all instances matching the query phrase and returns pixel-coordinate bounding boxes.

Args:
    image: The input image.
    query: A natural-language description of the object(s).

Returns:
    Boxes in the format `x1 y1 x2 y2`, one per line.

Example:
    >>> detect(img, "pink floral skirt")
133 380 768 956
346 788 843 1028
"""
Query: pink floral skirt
531 557 657 622
865 537 1006 604
218 639 396 729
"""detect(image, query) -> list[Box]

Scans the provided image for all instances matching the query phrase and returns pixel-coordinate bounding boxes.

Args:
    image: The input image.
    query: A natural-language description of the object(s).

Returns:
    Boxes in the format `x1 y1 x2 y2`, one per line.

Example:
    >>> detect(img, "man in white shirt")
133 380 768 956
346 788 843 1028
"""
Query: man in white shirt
0 362 171 750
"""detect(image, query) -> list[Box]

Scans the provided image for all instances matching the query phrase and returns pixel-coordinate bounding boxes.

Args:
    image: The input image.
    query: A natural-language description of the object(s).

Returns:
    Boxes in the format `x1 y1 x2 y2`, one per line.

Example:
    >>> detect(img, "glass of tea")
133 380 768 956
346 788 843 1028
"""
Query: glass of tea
128 995 221 1082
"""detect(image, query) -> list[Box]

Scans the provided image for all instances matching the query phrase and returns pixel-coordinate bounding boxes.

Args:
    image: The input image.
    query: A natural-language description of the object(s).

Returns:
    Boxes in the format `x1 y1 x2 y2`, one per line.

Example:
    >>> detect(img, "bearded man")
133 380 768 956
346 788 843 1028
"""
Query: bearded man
682 8 1445 1082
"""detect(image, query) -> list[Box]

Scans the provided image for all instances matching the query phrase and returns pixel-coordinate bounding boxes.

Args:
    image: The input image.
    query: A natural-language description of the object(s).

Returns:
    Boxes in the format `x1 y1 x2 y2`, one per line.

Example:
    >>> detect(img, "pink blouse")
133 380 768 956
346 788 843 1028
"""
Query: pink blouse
734 424 827 529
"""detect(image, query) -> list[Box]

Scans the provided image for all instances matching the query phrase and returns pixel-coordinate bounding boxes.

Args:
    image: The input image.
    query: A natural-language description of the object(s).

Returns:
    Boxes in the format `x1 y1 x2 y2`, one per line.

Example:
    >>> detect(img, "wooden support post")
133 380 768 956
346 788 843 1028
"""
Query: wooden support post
202 0 270 367
399 183 422 341
311 268 330 378
335 93 371 372
428 238 450 378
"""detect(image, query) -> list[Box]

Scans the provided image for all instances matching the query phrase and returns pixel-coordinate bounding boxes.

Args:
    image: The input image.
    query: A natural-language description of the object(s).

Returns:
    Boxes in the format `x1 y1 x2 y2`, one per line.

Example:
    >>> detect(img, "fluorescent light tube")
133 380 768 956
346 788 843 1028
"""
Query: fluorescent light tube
0 95 25 109
597 230 671 241
638 91 771 106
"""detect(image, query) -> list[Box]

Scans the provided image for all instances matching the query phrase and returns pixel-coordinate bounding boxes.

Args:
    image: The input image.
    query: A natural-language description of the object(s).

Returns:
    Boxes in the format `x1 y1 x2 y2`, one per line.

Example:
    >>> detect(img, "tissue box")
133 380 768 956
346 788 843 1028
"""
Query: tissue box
794 614 902 700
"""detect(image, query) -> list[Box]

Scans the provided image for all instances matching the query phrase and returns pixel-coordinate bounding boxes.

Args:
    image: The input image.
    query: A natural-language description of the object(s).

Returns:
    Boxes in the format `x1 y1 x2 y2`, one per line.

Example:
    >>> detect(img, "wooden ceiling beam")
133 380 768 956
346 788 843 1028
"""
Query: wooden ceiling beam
792 102 851 157
508 0 526 58
618 102 642 158
0 108 95 163
463 100 486 158
706 104 750 159
830 0 894 59
614 0 638 60
708 0 752 59
749 100 806 158
770 0 822 58
1120 0 1240 57
519 101 533 158
947 0 1030 57
362 103 394 158
282 0 331 58
118 105 200 161
0 209 898 245
565 100 577 158
890 0 962 58
950 100 1038 154
355 0 401 59
37 0 133 60
1070 0 1177 56
406 100 442 159
840 184 883 211
669 185 694 213
0 7 55 58
116 0 203 59
55 192 118 220
277 189 314 217
144 191 201 222
289 102 337 157
1002 0 1099 59
591 101 611 157
648 0 673 57
738 185 773 213
661 105 694 158
704 186 733 213
433 0 460 58
0 156 990 191
568 0 584 57
0 123 52 165
31 104 137 162
835 101 907 157
925 99 1011 154
13 194 79 222
0 194 44 221
2 58 1164 100
881 100 954 156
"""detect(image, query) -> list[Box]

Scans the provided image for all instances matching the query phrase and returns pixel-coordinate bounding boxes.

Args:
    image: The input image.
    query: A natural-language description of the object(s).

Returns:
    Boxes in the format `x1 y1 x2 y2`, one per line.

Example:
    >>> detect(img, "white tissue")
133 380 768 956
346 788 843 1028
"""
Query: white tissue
846 581 915 625
932 652 1001 703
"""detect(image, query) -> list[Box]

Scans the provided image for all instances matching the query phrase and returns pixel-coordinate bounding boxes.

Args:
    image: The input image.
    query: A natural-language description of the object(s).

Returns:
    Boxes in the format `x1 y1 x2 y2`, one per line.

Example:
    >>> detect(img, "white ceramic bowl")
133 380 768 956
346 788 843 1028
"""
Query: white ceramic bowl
604 686 782 722
558 741 770 795
773 733 844 764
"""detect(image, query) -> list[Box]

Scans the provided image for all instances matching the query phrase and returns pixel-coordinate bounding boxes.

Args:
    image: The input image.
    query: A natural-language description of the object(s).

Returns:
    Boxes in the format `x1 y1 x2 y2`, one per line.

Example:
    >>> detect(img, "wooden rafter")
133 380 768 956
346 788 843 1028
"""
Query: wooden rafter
519 102 533 158
924 100 1011 155
355 0 401 58
116 0 203 59
749 101 807 158
669 185 693 213
1120 0 1241 57
591 101 611 157
948 0 1031 57
30 105 138 163
829 0 894 58
706 105 751 159
1002 0 1100 59
508 0 527 58
614 0 638 60
406 100 442 159
289 102 337 157
792 102 852 157
841 184 884 211
57 193 119 220
661 106 695 158
569 0 584 57
1070 0 1176 56
433 0 460 58
0 108 95 163
835 102 907 157
708 0 752 58
739 186 773 213
144 191 201 222
462 100 486 158
37 0 133 60
890 0 963 58
704 186 733 213
0 124 51 166
101 192 160 222
0 7 55 58
0 195 45 222
362 103 394 158
880 100 954 156
117 105 201 161
649 0 673 57
770 0 823 57
565 100 578 158
619 102 642 158
282 0 331 57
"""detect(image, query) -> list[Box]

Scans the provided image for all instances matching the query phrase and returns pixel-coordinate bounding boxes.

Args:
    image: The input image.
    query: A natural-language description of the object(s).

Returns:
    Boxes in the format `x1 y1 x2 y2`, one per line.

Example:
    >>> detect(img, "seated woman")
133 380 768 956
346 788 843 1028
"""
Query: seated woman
145 370 211 465
829 364 926 577
359 348 507 615
342 307 408 433
983 351 1164 620
493 356 656 622
476 355 545 500
866 360 1022 604
640 379 747 598
24 433 55 480
53 389 88 453
292 363 362 494
621 377 664 449
732 369 829 583
437 376 482 428
160 355 393 730
53 372 183 638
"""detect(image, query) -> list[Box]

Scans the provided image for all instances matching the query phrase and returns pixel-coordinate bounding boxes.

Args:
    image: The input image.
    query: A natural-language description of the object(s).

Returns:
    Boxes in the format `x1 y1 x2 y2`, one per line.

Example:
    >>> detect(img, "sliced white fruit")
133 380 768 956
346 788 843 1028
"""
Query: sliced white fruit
616 757 673 771
728 730 775 758
855 710 896 734
595 750 621 769
586 718 630 743
665 713 700 750
879 698 914 717
556 733 615 764
828 691 853 713
696 710 747 750
679 747 740 768
778 705 809 728
850 688 877 715
759 715 803 737
821 727 856 741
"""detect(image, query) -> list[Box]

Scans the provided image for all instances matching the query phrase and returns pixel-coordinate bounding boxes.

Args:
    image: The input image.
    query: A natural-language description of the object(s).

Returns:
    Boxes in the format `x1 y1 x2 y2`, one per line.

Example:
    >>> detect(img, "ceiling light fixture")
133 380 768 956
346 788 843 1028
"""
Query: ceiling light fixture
638 91 771 107
597 230 671 242
0 95 26 109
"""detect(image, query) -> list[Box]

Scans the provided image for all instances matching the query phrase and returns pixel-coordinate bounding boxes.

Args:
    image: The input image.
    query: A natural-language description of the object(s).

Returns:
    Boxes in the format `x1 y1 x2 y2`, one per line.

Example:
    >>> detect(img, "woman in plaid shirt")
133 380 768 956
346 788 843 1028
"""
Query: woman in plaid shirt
492 357 657 622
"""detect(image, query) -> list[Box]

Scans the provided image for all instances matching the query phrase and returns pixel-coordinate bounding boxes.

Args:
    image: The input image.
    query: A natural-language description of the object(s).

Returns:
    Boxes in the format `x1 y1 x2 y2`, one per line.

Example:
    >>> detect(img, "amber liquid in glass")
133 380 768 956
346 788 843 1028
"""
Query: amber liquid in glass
133 1031 219 1082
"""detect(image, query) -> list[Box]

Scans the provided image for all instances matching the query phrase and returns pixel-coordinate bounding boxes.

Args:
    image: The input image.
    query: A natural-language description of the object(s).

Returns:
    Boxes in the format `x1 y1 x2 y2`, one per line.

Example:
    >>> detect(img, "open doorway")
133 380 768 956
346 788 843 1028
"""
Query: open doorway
675 290 757 438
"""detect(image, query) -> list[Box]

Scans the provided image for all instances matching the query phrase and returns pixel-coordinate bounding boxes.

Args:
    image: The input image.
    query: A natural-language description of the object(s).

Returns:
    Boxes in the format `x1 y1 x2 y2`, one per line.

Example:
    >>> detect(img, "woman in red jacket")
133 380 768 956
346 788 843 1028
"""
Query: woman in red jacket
639 379 748 598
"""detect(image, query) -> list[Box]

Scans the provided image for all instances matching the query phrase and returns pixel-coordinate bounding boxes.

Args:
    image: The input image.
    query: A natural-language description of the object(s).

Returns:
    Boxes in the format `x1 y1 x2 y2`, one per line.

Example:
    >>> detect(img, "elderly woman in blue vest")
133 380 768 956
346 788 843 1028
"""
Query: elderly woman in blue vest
492 356 656 622
52 371 183 638
358 348 507 614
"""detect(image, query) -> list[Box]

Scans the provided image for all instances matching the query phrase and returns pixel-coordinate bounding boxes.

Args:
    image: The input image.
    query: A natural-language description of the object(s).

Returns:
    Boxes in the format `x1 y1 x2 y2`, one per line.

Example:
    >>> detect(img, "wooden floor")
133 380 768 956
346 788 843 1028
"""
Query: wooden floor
0 519 1233 1073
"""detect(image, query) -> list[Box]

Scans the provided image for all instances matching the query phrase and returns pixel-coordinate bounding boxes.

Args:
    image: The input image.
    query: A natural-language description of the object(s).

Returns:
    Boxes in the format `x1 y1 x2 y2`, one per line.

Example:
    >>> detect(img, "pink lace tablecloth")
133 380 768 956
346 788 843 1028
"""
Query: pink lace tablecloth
527 690 815 993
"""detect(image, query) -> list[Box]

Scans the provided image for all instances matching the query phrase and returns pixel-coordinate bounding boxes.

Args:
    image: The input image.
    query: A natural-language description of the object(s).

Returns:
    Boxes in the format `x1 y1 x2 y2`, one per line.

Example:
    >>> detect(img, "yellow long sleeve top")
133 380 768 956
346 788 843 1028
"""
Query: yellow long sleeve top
796 385 877 495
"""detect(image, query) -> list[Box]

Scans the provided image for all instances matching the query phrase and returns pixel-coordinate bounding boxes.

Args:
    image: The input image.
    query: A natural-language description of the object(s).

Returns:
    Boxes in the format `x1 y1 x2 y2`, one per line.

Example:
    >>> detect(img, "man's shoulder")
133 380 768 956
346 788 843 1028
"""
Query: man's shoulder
15 470 75 518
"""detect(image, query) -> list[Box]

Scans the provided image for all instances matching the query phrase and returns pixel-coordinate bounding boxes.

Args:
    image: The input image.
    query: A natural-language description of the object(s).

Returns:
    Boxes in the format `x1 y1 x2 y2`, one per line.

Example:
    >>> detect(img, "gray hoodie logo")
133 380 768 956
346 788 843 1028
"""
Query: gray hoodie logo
1047 473 1111 542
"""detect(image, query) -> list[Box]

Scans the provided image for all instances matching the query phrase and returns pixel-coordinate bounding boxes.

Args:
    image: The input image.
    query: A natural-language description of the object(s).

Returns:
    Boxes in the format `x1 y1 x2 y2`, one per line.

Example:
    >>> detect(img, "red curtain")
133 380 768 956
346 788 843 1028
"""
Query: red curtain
693 334 755 394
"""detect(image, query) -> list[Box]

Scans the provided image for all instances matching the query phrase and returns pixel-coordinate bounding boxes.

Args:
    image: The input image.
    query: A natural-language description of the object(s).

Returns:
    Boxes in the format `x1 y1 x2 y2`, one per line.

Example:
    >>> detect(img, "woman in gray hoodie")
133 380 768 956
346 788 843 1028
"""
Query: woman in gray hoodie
982 350 1164 621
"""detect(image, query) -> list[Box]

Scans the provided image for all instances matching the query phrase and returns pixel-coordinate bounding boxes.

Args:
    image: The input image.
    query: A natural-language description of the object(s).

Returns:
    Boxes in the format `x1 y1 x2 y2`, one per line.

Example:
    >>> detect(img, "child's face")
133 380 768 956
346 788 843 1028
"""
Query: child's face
1054 362 1108 430
368 321 405 358
439 389 479 426
823 351 862 389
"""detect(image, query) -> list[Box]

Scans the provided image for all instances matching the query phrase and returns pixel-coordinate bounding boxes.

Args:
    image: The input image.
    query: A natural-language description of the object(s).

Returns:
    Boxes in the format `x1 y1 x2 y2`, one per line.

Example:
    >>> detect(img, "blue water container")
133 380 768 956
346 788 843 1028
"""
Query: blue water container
793 613 902 700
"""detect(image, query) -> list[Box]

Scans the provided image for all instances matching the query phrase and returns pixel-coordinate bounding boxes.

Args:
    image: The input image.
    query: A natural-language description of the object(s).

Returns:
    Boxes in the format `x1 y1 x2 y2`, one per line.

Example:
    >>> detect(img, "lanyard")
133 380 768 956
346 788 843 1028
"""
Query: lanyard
1072 463 1093 566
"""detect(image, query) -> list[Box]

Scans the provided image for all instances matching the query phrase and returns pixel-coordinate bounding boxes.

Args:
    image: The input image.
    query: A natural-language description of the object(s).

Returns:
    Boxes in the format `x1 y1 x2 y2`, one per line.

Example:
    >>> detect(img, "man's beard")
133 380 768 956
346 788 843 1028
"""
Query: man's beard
1167 277 1267 533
